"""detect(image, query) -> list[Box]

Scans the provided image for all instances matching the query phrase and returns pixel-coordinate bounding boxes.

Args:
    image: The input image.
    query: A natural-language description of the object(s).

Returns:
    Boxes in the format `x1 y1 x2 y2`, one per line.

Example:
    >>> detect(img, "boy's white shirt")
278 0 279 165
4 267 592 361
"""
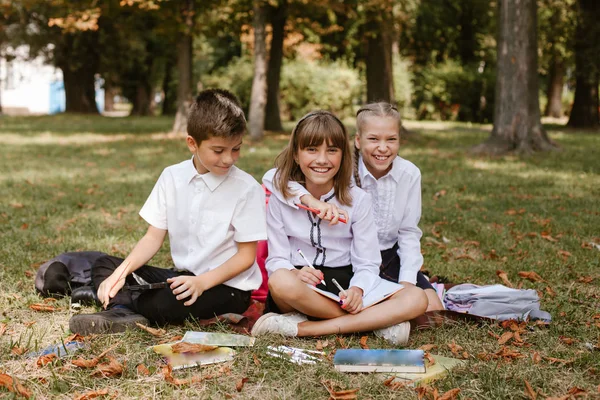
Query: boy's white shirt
262 155 423 285
266 185 381 294
140 158 267 291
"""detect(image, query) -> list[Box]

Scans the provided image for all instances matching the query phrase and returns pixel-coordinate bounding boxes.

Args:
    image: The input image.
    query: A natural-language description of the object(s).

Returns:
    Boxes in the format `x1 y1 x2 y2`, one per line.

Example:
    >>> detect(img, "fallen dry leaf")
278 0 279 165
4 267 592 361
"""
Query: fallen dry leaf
23 321 36 328
439 388 461 400
567 387 587 397
578 276 594 284
64 333 86 343
544 356 574 365
383 376 407 390
91 356 123 378
418 344 437 351
336 336 347 349
252 353 261 366
524 380 537 400
359 336 369 349
72 343 119 369
447 340 463 356
488 330 500 339
559 336 576 345
0 372 32 398
498 331 514 345
11 346 27 356
316 340 324 351
135 323 166 337
531 351 542 364
29 303 60 312
0 323 6 336
322 380 360 400
493 346 525 361
557 250 571 260
541 232 558 242
518 271 544 282
36 354 57 367
424 352 436 366
545 286 556 297
496 270 513 287
171 342 218 353
136 364 150 376
162 364 217 386
73 388 109 400
235 377 249 392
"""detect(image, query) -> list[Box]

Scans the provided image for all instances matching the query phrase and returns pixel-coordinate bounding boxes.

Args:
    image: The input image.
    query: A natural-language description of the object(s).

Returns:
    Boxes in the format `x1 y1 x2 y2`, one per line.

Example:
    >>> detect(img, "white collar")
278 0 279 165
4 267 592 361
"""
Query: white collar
358 155 401 183
184 156 230 191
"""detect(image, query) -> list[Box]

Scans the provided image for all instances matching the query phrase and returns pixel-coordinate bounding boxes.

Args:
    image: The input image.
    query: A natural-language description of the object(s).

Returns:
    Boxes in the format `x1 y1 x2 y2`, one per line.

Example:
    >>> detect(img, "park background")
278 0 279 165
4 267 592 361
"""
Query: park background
1 0 599 399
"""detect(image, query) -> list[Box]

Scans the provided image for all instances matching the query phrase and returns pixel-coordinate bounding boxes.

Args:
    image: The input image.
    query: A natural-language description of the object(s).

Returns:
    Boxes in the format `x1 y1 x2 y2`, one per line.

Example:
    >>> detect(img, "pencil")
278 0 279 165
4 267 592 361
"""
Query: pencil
297 249 326 286
331 278 348 297
296 204 347 224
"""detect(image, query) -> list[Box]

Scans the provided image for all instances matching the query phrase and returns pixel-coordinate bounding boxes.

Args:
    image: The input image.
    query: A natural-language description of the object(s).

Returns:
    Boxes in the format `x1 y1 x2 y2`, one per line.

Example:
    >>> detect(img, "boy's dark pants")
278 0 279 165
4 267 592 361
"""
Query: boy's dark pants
92 255 251 325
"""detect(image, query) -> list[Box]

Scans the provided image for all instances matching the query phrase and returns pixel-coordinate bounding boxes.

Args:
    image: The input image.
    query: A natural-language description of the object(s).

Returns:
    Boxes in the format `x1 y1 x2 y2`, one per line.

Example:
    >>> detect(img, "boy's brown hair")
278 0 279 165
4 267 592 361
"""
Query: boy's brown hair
274 110 353 206
187 89 247 144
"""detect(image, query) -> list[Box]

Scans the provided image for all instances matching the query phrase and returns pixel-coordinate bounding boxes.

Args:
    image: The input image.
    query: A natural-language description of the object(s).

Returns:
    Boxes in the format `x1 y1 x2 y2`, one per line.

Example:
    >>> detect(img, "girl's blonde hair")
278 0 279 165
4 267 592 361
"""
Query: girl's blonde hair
274 110 353 206
353 102 402 188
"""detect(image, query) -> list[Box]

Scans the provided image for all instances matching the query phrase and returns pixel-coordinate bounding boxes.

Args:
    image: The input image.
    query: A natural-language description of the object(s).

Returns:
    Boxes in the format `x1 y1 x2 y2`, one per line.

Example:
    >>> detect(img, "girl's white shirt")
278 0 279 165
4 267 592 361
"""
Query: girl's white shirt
262 154 423 285
265 184 381 294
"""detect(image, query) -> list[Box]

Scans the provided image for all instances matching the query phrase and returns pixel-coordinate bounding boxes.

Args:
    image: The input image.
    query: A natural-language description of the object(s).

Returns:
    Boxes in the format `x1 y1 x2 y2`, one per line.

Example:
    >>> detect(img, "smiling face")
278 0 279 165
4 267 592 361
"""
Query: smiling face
187 135 242 175
355 116 400 179
295 140 342 198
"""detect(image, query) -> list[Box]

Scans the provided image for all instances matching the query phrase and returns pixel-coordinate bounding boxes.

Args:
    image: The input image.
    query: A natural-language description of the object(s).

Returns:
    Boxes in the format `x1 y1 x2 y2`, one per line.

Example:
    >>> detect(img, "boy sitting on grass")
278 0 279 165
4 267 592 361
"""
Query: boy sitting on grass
70 89 267 334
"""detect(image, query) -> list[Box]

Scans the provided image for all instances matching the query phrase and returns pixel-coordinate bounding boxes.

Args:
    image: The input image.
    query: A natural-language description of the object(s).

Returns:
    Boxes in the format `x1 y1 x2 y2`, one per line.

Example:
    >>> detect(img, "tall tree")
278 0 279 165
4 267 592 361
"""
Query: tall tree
567 0 600 128
364 2 395 103
474 0 555 154
248 0 268 140
172 0 195 133
264 0 288 132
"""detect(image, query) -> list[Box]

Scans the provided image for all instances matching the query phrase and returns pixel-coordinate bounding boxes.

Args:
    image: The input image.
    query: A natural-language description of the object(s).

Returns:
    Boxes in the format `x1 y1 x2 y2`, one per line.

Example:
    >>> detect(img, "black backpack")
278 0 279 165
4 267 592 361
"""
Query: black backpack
35 251 107 297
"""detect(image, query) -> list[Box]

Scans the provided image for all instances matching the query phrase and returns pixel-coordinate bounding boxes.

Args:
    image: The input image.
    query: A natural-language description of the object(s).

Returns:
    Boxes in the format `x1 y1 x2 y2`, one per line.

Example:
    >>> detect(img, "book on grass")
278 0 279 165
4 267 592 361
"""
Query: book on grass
181 331 255 347
390 354 466 385
152 344 235 370
308 279 403 310
333 349 425 373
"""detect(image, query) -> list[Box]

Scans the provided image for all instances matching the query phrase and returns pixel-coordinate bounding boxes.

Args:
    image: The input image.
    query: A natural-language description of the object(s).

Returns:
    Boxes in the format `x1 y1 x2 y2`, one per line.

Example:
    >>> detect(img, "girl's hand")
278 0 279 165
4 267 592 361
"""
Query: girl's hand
295 266 324 287
168 275 205 306
301 195 349 226
97 267 127 309
340 286 364 314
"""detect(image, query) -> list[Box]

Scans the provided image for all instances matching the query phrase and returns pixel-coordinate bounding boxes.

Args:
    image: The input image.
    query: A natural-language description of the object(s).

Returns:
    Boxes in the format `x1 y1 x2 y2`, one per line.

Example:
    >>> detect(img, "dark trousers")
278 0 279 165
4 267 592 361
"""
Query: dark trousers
380 244 434 290
92 255 251 325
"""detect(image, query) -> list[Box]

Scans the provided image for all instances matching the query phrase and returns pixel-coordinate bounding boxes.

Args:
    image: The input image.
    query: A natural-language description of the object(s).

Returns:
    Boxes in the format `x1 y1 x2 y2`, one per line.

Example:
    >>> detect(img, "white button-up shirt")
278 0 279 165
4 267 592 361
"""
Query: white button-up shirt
263 154 423 284
266 185 381 294
139 158 267 291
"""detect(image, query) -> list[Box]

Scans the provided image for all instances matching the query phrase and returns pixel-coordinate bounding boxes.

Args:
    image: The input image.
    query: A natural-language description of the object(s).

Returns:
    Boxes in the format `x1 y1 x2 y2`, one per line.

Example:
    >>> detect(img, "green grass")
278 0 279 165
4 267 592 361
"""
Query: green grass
1 115 599 399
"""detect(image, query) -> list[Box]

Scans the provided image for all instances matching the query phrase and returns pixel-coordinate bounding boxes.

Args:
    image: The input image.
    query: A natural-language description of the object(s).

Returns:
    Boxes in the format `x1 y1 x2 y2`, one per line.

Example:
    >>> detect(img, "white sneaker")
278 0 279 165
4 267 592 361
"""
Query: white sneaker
251 312 308 337
374 321 411 346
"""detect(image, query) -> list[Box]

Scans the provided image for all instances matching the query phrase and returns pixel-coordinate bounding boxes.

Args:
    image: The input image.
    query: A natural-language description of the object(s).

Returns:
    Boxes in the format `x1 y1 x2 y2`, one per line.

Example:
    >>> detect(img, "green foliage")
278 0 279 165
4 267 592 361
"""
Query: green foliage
392 56 413 115
202 56 362 121
412 60 495 123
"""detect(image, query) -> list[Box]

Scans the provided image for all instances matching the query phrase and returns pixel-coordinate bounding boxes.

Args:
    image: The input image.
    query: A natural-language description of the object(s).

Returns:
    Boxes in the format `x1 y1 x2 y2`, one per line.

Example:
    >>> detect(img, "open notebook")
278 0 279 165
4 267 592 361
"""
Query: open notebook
308 278 403 310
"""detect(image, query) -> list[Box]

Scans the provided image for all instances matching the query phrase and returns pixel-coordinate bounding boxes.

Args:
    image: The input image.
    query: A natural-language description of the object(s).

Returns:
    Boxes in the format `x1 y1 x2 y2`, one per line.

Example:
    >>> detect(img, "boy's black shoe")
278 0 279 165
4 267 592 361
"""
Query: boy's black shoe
71 286 101 307
69 307 149 335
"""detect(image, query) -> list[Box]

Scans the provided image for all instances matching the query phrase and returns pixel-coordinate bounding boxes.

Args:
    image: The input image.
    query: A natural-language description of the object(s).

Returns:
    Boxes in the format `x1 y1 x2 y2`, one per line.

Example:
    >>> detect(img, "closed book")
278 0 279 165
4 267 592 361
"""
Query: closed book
333 349 425 373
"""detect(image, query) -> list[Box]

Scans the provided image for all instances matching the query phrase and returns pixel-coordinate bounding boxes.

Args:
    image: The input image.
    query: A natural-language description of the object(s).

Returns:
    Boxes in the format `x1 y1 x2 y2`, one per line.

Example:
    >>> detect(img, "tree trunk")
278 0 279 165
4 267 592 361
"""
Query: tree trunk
264 0 287 132
172 0 194 133
162 59 177 115
129 82 153 116
365 12 395 104
248 0 268 141
104 81 115 112
544 58 565 118
61 64 99 114
567 0 600 128
473 0 556 155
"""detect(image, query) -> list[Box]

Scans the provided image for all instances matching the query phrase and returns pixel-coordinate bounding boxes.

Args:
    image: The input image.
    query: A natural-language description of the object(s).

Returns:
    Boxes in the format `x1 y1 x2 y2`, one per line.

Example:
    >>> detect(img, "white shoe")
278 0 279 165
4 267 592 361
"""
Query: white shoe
251 312 308 337
374 321 410 346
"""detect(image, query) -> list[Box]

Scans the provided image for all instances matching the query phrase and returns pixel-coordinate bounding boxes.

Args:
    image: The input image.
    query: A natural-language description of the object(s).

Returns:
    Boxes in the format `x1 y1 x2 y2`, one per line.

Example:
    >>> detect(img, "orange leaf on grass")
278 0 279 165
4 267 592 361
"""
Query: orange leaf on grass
540 232 558 242
63 333 86 343
418 344 437 351
252 353 261 366
135 323 166 337
578 276 594 284
567 387 587 397
447 340 463 356
336 336 347 349
439 388 461 400
72 343 119 369
544 356 574 365
424 352 436 366
559 336 576 345
29 303 60 312
498 332 514 345
518 271 544 282
524 380 537 400
136 364 150 376
90 356 124 378
557 250 571 259
0 323 7 336
496 270 513 287
11 346 27 356
321 380 359 400
0 372 32 398
383 376 407 390
359 336 369 349
162 364 217 386
236 377 249 392
170 342 218 353
73 388 109 400
531 351 542 364
36 354 57 367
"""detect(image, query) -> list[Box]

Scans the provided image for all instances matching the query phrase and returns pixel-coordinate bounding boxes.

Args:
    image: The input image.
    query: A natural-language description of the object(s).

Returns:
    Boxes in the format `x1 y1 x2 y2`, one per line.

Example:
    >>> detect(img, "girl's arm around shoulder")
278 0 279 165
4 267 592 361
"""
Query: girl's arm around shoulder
347 190 382 295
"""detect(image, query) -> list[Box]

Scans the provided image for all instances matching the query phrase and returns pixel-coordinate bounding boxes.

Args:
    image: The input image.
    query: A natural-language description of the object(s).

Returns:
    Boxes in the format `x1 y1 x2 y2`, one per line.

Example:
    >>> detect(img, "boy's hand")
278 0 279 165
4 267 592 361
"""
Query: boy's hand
340 286 363 314
295 266 325 287
301 195 349 226
97 267 127 309
168 275 205 306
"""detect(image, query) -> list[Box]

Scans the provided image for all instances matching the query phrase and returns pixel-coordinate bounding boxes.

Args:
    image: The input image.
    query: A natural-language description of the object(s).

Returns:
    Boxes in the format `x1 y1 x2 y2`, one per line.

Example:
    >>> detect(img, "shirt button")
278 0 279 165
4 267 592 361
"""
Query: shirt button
189 248 194 253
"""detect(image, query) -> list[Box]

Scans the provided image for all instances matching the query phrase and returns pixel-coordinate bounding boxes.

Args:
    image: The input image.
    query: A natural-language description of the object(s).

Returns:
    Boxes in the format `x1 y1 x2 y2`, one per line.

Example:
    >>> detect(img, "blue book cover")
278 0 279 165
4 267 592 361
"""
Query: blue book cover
333 349 426 373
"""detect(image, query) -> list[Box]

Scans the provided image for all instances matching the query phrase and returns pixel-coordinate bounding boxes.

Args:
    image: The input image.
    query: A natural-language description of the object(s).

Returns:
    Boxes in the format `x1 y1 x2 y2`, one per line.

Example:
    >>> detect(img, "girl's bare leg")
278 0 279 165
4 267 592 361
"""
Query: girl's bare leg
296 285 427 337
268 269 346 319
424 288 444 311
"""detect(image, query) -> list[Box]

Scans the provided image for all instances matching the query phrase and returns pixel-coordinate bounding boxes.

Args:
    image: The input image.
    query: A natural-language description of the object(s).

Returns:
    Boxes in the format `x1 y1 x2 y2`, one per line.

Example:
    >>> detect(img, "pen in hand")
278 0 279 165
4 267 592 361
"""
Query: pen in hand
297 249 326 286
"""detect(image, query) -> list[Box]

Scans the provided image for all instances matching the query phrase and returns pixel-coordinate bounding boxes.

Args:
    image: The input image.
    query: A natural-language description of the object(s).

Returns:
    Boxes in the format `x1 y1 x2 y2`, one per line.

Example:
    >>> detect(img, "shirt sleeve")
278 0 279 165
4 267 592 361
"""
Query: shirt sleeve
265 195 294 275
262 168 309 209
139 169 168 230
231 182 268 243
396 171 424 284
348 193 382 294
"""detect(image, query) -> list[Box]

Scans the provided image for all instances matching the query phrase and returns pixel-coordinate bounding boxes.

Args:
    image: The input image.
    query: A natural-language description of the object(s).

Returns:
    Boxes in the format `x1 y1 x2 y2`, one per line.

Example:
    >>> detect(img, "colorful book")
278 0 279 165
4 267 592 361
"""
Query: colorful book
181 331 255 347
309 279 404 310
390 354 466 385
152 344 235 370
333 349 425 373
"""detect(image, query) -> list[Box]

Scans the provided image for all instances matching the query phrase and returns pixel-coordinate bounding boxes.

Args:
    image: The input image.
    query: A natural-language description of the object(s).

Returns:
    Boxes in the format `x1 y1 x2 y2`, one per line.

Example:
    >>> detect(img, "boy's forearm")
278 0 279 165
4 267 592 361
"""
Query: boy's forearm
195 241 257 291
119 226 166 276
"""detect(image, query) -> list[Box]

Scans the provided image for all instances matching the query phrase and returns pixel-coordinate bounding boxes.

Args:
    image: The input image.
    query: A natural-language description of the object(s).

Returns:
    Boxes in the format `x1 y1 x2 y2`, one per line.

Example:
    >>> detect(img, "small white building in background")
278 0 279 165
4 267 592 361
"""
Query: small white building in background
0 45 103 115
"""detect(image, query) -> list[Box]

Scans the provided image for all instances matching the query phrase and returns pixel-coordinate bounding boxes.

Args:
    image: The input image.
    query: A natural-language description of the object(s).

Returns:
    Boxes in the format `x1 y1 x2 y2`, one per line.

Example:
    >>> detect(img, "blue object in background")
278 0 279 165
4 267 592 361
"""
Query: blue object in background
49 80 66 114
